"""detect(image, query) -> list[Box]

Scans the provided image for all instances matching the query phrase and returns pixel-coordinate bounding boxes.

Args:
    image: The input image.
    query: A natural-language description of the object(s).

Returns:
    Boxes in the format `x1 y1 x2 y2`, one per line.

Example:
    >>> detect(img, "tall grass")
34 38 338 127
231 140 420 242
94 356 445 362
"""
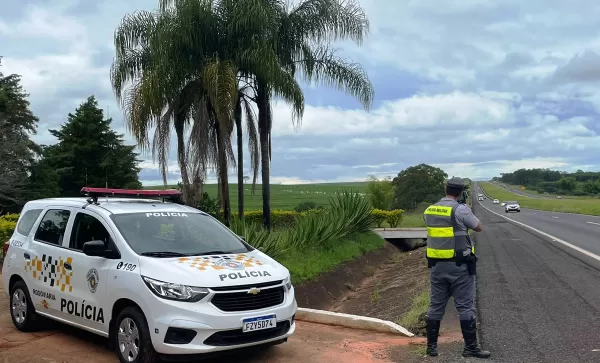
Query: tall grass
229 191 374 257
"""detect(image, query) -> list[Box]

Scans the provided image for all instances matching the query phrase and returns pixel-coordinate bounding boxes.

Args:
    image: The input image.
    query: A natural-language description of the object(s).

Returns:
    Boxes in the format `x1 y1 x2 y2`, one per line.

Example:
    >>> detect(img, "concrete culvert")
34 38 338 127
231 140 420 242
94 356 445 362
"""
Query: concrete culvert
385 238 426 252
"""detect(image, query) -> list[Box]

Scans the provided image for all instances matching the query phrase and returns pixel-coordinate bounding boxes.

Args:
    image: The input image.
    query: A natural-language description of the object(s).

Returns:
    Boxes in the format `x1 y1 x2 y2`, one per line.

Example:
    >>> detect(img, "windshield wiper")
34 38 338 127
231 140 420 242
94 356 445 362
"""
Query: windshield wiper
189 250 229 256
140 251 190 257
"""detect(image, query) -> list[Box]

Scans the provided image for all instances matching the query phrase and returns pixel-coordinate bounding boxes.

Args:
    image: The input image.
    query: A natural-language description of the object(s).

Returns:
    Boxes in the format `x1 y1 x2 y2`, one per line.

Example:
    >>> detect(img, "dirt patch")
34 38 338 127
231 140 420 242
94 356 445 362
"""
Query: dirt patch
330 247 429 322
294 242 399 310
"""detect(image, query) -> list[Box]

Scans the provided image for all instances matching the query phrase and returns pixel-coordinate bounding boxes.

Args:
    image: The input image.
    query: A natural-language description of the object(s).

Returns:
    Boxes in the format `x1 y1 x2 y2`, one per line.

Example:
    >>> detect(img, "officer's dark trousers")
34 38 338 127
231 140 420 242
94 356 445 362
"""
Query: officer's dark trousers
427 261 476 321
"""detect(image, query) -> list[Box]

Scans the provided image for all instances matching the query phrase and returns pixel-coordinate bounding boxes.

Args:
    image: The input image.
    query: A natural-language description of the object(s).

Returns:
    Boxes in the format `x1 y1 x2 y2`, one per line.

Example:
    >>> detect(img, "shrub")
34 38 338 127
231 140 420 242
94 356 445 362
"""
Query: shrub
371 209 388 227
386 209 404 228
192 192 220 217
0 214 18 262
233 210 298 229
0 214 18 243
294 201 319 212
229 219 288 258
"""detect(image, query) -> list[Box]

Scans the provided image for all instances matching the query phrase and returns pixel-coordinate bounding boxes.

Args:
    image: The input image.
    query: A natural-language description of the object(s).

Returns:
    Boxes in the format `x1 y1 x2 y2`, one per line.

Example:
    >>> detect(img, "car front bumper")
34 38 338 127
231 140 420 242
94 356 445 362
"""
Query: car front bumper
146 286 298 355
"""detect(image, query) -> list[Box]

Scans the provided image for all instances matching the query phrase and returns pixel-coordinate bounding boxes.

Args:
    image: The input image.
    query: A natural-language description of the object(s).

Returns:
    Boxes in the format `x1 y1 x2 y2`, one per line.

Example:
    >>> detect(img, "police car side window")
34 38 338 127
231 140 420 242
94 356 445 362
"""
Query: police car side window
16 209 43 236
34 209 71 246
70 213 111 251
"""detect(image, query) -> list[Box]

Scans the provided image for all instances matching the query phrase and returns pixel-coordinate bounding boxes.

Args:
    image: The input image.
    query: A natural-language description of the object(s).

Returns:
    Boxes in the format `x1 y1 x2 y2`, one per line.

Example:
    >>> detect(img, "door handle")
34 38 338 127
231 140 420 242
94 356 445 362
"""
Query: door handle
24 253 30 260
64 263 72 270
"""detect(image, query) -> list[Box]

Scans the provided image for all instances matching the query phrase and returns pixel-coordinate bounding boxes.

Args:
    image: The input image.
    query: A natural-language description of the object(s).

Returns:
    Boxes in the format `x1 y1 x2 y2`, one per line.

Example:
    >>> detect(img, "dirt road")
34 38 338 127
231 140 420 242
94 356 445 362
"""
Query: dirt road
0 275 429 363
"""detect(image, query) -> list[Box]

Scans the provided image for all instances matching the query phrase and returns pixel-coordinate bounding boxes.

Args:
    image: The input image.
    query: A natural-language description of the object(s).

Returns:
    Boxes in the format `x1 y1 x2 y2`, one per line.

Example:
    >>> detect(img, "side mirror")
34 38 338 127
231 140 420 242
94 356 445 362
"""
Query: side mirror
82 240 111 258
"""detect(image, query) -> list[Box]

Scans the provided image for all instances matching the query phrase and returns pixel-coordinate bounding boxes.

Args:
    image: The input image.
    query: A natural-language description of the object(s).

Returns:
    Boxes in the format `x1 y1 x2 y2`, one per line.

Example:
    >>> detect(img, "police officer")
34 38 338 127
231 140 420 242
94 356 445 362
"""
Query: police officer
423 177 490 358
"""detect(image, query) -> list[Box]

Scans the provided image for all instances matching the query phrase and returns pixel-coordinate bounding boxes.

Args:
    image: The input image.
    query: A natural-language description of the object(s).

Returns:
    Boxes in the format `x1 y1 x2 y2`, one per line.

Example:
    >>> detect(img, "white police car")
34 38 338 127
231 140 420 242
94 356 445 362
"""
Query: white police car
2 188 297 363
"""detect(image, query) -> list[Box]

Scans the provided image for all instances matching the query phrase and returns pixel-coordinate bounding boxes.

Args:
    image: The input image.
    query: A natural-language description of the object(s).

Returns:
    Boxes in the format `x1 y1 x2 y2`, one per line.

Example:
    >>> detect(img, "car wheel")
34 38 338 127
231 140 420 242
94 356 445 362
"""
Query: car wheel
114 306 158 363
10 280 40 332
517 210 520 212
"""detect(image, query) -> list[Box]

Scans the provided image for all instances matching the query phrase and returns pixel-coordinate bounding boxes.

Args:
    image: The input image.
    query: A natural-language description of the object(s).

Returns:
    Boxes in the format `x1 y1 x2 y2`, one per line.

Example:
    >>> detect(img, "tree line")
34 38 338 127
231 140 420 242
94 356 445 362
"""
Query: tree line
0 59 141 213
111 0 374 230
493 168 600 195
367 163 471 212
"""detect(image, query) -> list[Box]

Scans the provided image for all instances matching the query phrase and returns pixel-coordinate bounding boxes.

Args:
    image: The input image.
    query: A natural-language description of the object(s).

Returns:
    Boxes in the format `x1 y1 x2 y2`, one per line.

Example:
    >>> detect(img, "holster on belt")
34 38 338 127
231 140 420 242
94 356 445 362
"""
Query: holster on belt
455 250 478 275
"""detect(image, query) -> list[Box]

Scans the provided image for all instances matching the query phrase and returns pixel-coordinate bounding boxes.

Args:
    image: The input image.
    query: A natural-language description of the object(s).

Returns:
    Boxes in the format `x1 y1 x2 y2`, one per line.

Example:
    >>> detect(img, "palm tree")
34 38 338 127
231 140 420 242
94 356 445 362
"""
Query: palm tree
256 0 375 230
110 0 305 227
110 1 239 223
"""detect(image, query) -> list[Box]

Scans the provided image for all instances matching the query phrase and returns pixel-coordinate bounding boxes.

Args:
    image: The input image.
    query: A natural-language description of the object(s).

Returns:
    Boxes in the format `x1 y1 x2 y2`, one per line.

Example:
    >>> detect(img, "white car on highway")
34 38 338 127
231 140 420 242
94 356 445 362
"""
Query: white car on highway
2 187 297 363
505 201 521 213
493 199 499 204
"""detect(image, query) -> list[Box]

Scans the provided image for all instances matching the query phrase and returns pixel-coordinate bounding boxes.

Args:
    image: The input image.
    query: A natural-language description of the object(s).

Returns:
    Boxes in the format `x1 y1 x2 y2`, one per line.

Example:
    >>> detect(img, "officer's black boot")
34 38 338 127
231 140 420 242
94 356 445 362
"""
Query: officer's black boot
426 318 441 356
460 319 490 358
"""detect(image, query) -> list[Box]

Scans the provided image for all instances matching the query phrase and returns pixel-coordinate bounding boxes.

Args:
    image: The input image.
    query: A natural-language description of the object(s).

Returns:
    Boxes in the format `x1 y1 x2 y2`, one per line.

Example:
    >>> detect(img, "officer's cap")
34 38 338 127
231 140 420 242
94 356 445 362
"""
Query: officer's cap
446 176 465 189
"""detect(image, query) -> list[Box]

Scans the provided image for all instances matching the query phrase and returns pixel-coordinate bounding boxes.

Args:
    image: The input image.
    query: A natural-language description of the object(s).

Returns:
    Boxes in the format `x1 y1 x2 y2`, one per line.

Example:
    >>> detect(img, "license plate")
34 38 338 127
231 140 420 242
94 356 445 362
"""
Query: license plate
242 315 276 333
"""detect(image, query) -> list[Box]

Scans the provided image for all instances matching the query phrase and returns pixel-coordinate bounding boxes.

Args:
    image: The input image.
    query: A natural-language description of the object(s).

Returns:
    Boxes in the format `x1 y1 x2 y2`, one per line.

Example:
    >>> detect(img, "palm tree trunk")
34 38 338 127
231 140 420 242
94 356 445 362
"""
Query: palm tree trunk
215 121 231 227
235 96 244 221
257 83 271 231
174 120 193 205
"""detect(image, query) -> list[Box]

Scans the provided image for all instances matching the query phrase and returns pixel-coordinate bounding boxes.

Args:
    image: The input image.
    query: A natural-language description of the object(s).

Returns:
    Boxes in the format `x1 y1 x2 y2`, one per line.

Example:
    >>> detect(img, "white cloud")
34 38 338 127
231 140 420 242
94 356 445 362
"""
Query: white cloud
3 0 600 185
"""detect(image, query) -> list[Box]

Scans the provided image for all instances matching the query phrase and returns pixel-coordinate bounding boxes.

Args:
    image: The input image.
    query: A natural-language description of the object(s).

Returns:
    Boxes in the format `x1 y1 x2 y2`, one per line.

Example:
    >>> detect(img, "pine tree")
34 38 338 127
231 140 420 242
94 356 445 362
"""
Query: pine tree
0 58 40 211
45 96 142 196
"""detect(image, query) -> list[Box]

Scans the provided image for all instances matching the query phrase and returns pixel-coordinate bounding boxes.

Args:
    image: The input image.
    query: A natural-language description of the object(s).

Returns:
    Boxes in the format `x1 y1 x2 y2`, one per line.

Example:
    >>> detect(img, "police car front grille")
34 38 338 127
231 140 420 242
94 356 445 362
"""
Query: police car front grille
209 280 282 292
210 286 285 312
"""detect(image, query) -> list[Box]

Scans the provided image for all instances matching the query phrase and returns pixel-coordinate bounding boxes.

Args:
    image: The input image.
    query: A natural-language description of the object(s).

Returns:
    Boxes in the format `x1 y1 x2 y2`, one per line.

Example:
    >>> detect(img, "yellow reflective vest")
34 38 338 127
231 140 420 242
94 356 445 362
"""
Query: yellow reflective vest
423 199 474 260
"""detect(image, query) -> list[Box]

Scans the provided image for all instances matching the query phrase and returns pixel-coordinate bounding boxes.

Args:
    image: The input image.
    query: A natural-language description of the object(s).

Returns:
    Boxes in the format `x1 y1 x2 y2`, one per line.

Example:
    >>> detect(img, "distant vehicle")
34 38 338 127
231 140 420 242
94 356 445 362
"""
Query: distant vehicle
557 195 562 199
478 196 484 201
501 201 507 207
493 199 499 204
505 201 521 213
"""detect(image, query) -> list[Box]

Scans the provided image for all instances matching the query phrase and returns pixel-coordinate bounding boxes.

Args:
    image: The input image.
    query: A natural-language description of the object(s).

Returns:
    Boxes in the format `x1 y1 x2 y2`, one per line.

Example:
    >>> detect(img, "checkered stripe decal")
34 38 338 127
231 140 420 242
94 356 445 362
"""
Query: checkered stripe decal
177 254 264 271
25 254 74 292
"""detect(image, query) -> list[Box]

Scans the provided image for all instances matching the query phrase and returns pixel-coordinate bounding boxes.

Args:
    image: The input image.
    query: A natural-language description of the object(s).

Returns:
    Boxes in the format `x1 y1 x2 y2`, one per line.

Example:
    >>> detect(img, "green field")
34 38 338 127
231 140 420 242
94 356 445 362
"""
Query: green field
480 182 600 216
146 182 368 211
147 181 427 227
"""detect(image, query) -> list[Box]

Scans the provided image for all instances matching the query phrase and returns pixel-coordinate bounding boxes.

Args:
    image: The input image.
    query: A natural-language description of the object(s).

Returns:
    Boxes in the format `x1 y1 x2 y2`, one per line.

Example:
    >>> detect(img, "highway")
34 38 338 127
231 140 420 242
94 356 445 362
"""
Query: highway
472 182 600 363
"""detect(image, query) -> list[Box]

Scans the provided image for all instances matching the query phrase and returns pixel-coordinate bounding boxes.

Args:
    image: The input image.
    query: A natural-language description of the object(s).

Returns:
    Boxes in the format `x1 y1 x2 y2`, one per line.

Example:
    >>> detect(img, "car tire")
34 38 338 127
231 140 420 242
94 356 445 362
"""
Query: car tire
114 306 158 363
9 280 40 332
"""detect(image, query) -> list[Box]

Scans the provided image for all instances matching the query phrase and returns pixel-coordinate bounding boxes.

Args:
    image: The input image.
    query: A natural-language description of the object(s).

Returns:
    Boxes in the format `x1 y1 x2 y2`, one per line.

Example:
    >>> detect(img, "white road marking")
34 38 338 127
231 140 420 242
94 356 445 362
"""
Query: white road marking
476 198 600 264
587 222 600 226
553 216 559 219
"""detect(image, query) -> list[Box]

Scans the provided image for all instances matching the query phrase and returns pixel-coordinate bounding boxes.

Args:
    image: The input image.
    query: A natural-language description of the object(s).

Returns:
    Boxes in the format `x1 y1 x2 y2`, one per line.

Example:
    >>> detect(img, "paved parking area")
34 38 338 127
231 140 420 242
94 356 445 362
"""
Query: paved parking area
0 275 426 363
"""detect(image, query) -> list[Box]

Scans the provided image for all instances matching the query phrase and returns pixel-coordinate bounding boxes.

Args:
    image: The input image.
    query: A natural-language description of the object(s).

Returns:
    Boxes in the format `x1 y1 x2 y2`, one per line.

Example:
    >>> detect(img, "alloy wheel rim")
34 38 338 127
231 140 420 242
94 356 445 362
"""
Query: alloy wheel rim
118 317 140 362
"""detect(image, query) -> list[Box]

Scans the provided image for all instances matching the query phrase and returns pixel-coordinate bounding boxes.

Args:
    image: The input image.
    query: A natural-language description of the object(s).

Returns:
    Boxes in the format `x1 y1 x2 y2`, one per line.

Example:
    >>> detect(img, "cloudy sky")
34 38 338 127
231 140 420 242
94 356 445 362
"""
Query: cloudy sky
2 0 600 185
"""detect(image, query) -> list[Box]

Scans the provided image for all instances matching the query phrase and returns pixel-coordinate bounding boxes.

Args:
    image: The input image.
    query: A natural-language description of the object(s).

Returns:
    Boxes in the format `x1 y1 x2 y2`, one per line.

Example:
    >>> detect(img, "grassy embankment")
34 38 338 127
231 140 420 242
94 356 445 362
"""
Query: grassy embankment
481 182 600 216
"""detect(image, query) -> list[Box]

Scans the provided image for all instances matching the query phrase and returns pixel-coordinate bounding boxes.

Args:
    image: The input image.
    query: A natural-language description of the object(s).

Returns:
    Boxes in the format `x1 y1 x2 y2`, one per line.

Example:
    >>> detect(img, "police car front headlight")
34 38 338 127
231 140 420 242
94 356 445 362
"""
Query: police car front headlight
284 276 292 290
142 276 209 302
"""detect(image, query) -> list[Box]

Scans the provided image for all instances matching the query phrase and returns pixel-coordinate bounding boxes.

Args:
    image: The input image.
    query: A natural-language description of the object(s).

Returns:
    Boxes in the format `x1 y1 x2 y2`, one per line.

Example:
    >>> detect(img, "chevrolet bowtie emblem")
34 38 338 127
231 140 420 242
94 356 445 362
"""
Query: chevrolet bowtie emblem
247 287 261 295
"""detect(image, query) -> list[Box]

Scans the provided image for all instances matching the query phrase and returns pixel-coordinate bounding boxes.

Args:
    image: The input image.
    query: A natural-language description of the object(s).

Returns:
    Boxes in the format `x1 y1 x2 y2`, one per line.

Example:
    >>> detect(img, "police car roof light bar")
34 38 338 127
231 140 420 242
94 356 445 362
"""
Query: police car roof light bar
80 187 183 205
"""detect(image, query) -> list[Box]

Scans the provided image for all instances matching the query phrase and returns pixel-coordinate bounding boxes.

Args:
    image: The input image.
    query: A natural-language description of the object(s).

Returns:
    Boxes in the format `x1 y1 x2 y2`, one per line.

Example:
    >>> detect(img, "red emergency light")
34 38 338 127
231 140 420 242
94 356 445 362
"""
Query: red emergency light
81 187 183 204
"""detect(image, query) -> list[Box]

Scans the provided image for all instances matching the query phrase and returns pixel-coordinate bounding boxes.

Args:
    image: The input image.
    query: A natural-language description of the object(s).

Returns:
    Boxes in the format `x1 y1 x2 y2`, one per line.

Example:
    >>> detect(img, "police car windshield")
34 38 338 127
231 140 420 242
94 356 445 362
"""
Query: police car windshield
110 212 251 256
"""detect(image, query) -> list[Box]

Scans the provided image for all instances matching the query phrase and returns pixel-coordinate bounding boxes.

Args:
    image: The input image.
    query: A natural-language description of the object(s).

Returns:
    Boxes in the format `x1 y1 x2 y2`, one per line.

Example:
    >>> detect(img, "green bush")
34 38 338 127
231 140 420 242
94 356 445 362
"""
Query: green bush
1 214 18 261
294 201 319 212
0 214 18 243
386 209 404 228
371 209 388 227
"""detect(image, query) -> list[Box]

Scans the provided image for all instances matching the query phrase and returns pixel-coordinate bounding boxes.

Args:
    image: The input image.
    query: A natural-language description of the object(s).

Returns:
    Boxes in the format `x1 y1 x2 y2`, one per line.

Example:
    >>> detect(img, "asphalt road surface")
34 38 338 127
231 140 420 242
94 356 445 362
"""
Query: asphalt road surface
472 183 600 363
